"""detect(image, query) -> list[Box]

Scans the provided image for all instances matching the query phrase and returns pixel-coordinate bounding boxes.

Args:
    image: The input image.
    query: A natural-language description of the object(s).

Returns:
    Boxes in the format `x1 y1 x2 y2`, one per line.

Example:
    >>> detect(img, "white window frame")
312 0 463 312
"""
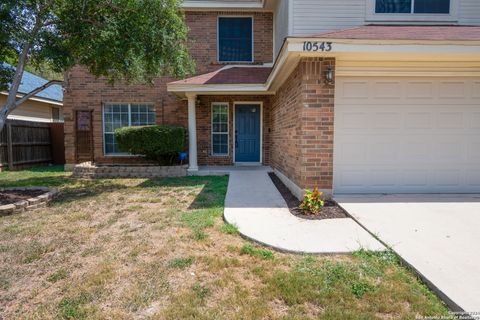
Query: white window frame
102 102 155 156
366 0 459 22
217 16 254 63
211 102 229 156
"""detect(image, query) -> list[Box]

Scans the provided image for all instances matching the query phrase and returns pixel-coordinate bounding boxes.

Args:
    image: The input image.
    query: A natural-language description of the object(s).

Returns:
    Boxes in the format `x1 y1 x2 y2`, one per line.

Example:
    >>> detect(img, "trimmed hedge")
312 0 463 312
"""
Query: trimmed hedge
115 125 185 162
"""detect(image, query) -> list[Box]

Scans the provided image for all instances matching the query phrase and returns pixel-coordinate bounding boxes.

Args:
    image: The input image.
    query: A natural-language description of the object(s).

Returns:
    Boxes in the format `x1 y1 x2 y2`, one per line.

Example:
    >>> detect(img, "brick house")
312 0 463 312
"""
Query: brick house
64 0 480 197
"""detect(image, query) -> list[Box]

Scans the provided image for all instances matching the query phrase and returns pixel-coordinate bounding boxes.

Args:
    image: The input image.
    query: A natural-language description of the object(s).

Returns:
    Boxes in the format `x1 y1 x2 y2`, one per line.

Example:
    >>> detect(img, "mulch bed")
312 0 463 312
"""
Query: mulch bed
0 190 45 206
268 172 348 220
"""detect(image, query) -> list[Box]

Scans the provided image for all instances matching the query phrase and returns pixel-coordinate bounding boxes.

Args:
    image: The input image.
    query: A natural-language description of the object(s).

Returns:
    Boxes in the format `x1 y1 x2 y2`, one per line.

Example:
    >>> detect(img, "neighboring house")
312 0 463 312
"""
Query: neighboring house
64 0 480 197
1 64 63 123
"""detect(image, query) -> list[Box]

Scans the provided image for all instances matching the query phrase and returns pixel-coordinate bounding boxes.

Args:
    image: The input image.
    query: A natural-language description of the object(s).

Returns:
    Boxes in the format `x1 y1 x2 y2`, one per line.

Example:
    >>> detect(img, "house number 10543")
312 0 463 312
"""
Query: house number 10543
303 41 333 52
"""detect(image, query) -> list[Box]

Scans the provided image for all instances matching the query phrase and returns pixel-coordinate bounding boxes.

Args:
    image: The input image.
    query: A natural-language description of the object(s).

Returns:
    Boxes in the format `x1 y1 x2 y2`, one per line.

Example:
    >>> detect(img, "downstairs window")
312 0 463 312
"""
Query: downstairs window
103 103 155 155
211 103 229 156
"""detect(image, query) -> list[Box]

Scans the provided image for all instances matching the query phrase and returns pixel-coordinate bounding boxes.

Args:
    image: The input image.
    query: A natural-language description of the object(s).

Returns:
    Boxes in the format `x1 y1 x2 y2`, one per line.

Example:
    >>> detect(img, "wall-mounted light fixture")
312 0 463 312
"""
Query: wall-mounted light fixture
324 67 335 85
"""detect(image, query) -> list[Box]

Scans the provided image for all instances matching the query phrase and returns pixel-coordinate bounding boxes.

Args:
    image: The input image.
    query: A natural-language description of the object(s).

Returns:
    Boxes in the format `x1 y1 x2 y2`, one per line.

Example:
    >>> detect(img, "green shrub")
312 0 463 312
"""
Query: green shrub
115 125 185 163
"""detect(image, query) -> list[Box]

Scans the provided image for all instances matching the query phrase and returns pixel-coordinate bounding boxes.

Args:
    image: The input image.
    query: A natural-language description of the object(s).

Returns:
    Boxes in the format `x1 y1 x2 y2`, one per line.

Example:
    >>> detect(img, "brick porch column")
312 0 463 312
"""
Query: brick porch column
186 93 198 172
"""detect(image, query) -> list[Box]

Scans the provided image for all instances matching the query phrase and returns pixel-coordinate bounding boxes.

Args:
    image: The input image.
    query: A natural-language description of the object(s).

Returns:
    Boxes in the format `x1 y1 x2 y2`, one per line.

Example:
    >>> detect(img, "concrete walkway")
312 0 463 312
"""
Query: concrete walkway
336 194 480 312
223 167 384 254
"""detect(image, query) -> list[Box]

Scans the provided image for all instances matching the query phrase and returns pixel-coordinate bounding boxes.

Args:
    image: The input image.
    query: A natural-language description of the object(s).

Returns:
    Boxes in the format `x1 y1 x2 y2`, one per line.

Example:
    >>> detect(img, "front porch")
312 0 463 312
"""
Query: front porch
183 93 272 172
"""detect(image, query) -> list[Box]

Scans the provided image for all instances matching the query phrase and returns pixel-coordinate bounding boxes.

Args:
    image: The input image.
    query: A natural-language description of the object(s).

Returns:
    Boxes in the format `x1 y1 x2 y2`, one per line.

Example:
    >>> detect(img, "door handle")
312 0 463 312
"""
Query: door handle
235 130 238 148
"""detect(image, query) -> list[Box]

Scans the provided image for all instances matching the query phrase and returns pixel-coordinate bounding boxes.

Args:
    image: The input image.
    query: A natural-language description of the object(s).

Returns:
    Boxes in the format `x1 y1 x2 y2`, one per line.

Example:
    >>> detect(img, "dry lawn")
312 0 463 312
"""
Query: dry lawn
0 167 449 319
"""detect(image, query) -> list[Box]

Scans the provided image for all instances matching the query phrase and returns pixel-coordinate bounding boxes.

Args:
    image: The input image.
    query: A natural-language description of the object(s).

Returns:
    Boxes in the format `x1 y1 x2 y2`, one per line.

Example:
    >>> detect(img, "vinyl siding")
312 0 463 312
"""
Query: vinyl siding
291 0 480 37
291 0 366 36
274 0 289 56
1 95 63 123
459 0 480 25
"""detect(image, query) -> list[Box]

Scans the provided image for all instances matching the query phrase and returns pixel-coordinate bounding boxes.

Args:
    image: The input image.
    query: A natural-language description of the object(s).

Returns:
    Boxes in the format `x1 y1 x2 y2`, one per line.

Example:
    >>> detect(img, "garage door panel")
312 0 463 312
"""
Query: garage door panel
334 76 480 194
467 143 480 161
469 112 480 129
406 82 435 99
472 82 480 98
438 81 467 99
405 112 433 129
373 81 402 99
402 170 429 187
437 112 464 129
466 170 480 186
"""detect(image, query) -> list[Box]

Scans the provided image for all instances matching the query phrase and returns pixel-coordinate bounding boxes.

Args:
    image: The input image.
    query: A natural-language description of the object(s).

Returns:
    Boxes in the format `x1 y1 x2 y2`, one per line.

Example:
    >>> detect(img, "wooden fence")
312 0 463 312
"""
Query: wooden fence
0 120 65 170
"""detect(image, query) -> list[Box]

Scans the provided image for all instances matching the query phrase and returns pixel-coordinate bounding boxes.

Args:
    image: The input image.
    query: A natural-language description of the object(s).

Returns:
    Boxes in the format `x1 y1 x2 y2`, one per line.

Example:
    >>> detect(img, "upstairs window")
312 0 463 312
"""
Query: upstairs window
218 17 253 63
376 0 450 14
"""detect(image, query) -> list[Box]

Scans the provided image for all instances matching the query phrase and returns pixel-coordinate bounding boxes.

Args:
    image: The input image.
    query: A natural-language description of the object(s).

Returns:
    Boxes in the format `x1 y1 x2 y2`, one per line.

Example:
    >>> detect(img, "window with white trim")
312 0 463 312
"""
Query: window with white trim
375 0 450 14
103 103 155 155
211 103 229 156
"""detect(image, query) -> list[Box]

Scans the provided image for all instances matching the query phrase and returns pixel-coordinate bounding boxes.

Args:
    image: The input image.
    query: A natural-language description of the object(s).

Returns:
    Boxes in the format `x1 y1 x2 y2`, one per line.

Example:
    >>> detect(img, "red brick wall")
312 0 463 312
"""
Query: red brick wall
269 65 303 185
64 10 273 167
269 57 335 192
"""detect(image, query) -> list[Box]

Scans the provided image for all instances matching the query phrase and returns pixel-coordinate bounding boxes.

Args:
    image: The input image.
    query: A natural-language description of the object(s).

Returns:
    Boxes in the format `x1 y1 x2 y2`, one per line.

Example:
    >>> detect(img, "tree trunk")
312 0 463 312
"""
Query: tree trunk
0 104 11 133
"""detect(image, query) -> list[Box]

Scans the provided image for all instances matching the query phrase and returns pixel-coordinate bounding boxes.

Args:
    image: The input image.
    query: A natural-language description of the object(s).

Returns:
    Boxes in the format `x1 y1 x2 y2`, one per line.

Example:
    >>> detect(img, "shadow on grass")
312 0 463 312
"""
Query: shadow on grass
0 169 228 209
138 176 228 210
0 175 129 205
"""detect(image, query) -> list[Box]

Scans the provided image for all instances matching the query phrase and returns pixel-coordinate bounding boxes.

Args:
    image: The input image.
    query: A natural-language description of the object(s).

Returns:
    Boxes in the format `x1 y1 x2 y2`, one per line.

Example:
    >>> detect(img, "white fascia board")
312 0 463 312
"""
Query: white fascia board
0 91 63 106
288 38 480 56
182 1 265 10
167 83 273 96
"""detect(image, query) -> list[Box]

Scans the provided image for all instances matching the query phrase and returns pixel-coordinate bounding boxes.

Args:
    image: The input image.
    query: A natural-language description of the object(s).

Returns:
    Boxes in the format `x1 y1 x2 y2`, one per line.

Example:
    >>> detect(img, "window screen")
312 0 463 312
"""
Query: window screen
414 0 450 13
218 17 253 62
376 0 412 13
376 0 450 13
211 104 229 155
103 103 155 154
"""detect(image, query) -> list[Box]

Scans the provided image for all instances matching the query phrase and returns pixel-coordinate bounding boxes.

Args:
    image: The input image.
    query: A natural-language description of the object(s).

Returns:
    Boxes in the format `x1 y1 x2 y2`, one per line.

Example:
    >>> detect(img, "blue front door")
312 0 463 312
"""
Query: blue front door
235 104 261 162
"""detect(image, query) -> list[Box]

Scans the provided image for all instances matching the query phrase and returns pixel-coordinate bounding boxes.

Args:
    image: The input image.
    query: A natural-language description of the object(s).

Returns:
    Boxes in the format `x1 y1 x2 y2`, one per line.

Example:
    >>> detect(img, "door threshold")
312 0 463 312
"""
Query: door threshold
234 162 262 166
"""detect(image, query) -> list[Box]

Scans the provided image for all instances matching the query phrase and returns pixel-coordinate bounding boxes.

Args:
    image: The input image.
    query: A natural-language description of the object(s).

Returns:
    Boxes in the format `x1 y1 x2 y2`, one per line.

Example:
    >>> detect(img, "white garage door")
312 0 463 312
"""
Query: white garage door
334 77 480 194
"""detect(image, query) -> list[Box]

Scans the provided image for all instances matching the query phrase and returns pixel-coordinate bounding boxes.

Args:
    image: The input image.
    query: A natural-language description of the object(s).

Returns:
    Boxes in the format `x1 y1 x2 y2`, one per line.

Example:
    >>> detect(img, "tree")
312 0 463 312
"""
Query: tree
0 0 194 131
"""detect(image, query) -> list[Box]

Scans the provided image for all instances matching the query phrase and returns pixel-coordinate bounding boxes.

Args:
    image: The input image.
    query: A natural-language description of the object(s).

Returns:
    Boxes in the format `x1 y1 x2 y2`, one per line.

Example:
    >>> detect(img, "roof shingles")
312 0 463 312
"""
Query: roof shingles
2 63 63 102
170 67 271 86
310 25 480 41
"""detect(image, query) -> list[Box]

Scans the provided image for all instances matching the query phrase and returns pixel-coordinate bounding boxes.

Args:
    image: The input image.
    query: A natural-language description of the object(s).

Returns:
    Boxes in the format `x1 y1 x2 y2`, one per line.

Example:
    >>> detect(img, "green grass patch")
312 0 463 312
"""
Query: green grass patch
47 269 68 283
240 245 274 260
220 223 239 235
58 292 92 319
168 257 194 269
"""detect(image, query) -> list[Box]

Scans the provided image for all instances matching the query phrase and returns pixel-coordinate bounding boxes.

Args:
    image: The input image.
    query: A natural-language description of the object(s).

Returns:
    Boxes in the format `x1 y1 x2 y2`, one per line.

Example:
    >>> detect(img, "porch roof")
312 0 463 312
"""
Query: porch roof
169 66 271 86
167 66 274 96
307 25 480 42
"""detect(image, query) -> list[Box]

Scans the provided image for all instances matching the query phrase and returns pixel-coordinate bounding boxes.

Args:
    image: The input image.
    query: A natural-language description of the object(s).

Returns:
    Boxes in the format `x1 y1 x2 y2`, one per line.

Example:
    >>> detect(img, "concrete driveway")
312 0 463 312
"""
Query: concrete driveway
336 194 480 313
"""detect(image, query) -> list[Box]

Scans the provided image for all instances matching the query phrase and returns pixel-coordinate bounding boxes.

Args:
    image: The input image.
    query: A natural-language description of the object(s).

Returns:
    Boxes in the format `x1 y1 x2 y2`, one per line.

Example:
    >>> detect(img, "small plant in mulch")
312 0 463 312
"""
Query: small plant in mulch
299 187 325 215
268 172 348 220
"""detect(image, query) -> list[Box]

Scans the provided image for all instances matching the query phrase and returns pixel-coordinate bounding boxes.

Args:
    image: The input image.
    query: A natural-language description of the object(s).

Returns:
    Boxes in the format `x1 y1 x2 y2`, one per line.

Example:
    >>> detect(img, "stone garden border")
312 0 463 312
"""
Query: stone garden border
72 162 188 179
0 187 59 216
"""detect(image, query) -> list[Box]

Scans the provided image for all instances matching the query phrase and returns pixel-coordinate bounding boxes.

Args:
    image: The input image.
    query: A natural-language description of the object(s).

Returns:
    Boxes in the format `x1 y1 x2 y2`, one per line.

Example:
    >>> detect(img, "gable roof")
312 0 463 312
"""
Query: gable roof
309 25 480 41
2 63 63 102
169 66 272 85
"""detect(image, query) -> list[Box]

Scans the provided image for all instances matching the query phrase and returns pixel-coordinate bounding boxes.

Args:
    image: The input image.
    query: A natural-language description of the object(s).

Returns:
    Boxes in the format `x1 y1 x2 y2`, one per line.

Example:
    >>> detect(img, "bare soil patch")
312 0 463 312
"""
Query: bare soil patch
0 190 45 205
268 172 348 220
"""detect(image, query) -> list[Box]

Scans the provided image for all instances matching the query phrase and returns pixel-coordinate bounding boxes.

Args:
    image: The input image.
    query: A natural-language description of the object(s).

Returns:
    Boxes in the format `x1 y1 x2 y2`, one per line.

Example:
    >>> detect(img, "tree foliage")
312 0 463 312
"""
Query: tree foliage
0 0 194 130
